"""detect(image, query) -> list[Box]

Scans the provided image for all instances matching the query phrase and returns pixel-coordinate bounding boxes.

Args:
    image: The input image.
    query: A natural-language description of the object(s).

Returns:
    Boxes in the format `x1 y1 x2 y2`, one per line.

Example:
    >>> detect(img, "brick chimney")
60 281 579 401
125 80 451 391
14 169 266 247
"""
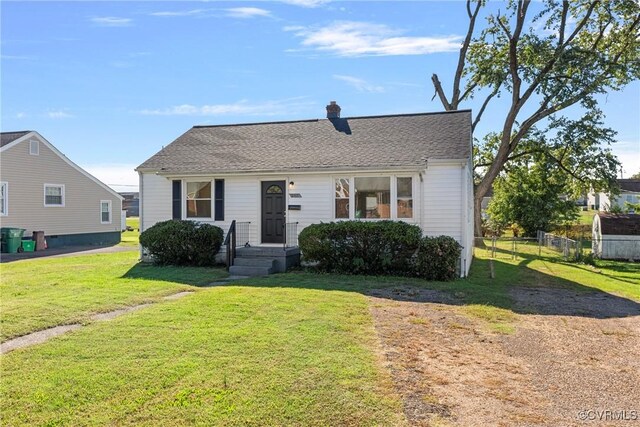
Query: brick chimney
326 101 341 119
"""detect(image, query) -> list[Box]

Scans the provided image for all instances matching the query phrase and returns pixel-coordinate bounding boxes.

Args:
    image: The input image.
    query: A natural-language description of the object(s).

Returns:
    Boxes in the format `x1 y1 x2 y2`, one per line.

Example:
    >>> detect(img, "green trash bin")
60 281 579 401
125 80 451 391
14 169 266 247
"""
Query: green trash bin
0 227 26 253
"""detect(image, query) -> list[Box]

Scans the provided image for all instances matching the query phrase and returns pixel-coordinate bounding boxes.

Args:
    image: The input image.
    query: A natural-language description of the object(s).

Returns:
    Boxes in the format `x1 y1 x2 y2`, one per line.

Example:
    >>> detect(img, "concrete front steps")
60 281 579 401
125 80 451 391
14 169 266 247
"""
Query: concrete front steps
228 246 300 277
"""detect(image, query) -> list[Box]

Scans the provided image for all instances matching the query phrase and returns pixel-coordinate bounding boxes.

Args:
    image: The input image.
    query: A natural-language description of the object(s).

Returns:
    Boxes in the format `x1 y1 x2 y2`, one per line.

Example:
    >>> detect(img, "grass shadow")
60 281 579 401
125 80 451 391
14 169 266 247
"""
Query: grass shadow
122 262 228 286
225 256 640 320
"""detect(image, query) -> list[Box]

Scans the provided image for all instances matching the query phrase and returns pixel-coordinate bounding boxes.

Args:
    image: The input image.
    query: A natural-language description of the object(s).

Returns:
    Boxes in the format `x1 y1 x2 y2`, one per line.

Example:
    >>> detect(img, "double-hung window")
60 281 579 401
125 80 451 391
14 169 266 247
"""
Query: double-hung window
186 181 212 218
335 178 350 218
0 182 7 216
100 200 112 224
44 184 65 207
396 177 413 218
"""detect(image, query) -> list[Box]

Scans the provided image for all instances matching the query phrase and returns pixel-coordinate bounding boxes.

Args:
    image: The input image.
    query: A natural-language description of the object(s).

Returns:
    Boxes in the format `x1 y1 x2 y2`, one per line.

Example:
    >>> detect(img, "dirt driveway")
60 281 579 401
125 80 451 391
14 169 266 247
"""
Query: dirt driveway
369 286 640 426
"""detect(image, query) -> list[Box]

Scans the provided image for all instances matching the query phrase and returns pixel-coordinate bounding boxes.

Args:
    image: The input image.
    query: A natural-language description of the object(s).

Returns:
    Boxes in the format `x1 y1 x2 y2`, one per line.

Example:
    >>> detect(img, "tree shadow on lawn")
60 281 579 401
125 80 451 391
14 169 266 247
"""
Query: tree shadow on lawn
232 256 640 320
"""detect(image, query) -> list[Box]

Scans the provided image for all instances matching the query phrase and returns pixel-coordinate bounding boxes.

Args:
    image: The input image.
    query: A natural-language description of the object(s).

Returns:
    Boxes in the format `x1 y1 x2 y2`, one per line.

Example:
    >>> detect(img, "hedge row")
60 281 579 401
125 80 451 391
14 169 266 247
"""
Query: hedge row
298 221 461 281
139 220 224 266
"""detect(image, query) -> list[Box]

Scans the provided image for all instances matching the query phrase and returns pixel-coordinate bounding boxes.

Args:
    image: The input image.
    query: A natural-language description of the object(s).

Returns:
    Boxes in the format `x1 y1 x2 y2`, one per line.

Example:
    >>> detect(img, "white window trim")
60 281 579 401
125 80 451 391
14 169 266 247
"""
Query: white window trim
332 174 415 221
184 180 214 219
44 183 65 207
0 181 7 216
100 200 112 224
30 139 39 155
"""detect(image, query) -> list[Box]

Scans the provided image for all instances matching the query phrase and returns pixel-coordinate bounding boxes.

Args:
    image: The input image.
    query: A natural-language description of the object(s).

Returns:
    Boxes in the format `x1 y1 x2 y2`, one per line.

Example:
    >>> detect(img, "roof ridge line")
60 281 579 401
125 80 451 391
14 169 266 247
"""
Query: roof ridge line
190 109 472 129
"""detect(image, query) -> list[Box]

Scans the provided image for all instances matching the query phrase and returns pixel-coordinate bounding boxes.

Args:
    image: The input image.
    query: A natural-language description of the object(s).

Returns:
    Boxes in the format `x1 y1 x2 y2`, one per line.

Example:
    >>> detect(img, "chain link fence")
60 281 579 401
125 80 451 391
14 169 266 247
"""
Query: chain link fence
475 232 640 263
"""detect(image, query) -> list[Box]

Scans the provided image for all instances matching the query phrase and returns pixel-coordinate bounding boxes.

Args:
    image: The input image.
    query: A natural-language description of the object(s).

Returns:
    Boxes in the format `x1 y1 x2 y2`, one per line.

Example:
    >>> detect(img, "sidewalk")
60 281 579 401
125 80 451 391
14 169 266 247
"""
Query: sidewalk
0 244 137 263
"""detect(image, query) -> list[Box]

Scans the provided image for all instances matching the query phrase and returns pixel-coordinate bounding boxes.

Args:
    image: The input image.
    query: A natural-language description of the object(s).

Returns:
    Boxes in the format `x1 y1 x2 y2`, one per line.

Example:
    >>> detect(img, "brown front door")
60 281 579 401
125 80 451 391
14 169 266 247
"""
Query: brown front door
261 181 285 244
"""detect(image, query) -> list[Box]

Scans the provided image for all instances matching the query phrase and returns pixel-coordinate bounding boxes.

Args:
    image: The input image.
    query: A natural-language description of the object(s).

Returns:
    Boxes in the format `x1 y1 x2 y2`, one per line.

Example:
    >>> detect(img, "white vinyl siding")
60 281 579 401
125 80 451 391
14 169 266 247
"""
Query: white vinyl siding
422 164 463 242
140 173 172 232
100 200 112 224
44 184 65 207
0 182 7 216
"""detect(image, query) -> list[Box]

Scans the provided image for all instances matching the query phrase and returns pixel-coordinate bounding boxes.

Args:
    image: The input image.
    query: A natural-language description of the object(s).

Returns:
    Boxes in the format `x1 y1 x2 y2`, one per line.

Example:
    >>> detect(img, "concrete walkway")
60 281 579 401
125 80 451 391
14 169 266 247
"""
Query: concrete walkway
0 244 137 263
0 291 194 354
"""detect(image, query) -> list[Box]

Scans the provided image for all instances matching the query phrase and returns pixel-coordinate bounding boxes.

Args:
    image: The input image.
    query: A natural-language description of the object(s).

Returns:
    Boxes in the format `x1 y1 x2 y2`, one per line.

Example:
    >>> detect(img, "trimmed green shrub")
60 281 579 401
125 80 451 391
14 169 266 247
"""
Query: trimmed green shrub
139 220 224 266
299 221 422 275
413 236 462 281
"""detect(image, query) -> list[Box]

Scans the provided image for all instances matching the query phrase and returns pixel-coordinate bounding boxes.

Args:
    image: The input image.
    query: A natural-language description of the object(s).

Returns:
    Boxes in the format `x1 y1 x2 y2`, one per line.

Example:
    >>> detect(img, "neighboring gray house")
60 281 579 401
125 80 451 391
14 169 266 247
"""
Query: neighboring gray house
592 213 640 260
588 179 640 211
137 104 474 276
0 131 123 247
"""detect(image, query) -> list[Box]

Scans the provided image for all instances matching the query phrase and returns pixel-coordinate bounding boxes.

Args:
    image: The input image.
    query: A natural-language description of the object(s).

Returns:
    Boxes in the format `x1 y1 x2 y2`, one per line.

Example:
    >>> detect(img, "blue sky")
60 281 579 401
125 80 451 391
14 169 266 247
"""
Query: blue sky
2 1 638 191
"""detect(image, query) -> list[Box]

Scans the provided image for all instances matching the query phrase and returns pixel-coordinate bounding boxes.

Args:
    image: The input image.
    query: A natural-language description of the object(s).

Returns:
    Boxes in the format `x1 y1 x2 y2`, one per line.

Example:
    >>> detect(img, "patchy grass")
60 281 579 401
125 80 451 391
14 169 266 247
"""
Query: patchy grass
0 251 227 340
119 217 140 246
1 287 404 426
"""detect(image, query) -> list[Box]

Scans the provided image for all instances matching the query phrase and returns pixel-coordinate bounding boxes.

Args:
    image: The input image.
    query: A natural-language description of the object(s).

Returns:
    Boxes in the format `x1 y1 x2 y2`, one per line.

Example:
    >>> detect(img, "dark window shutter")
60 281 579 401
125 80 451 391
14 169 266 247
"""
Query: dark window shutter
172 180 182 219
214 179 224 221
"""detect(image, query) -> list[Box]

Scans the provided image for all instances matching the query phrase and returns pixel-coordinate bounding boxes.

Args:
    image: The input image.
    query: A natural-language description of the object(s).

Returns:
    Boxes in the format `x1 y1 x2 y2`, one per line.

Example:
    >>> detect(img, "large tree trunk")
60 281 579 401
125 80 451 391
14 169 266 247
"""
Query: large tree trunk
473 192 484 239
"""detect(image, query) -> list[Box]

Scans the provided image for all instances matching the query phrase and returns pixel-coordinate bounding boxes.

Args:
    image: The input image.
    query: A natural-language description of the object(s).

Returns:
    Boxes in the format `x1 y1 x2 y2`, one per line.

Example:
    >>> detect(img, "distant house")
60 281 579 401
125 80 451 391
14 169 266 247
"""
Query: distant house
136 103 475 276
119 192 139 217
592 213 640 260
0 131 123 247
588 179 640 211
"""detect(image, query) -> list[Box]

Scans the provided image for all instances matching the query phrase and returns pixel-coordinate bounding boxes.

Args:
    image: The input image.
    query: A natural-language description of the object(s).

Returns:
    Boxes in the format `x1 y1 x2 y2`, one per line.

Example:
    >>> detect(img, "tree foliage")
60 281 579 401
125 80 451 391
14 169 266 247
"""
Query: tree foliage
487 159 579 237
431 0 640 236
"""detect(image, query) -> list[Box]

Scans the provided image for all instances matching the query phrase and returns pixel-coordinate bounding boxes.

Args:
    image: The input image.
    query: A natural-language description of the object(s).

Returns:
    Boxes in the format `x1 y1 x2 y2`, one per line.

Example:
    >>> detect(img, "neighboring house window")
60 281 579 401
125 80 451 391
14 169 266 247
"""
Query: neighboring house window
355 177 390 219
397 177 413 218
0 182 7 216
30 139 39 155
335 178 350 218
44 184 65 207
186 181 212 218
100 200 112 224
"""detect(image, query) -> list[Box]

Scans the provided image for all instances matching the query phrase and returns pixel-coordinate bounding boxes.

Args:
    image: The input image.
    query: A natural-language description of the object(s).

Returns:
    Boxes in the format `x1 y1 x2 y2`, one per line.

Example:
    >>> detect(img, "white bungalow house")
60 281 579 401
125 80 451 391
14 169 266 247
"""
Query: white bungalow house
0 131 123 248
588 179 640 212
136 103 474 276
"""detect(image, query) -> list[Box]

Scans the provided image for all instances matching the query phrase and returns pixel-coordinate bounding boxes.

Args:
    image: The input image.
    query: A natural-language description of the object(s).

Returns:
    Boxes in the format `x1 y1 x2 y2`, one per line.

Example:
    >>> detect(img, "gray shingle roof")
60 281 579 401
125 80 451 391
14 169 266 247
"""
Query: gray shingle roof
1 131 32 148
619 179 640 193
137 110 472 174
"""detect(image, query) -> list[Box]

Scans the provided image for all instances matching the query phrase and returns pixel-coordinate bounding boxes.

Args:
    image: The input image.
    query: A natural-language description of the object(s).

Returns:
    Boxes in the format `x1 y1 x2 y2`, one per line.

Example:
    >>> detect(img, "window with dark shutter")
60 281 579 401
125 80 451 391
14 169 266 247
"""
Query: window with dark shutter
214 179 224 221
172 180 182 219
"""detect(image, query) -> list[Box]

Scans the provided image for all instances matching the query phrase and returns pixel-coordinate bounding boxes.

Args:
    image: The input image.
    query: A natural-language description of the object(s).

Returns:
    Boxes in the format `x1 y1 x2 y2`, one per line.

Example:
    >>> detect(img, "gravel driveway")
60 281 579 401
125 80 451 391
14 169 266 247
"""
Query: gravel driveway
369 286 640 426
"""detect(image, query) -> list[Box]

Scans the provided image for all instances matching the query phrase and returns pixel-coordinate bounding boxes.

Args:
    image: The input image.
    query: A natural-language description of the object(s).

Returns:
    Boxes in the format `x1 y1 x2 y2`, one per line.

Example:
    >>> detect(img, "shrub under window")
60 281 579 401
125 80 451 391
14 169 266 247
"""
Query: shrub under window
139 220 223 266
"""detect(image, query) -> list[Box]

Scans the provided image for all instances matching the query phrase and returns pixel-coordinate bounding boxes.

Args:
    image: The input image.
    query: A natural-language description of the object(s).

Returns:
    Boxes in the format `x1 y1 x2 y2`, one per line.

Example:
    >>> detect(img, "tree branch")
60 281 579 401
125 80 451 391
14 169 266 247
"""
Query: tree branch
472 83 501 132
430 74 452 110
451 0 483 108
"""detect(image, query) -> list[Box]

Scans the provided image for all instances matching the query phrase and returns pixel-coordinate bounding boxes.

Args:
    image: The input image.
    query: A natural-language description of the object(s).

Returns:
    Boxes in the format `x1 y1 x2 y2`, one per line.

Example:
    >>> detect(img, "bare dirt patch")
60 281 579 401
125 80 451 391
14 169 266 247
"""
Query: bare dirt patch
369 286 640 426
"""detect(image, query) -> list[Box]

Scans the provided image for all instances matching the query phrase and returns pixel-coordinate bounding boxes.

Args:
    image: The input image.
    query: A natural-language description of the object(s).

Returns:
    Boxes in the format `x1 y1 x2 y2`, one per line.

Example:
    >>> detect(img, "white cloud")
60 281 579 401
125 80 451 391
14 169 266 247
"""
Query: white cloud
90 17 132 27
150 7 272 19
150 9 208 17
224 7 272 19
82 164 139 192
280 0 330 7
139 98 314 117
15 112 27 119
286 21 462 57
333 75 384 93
46 110 74 119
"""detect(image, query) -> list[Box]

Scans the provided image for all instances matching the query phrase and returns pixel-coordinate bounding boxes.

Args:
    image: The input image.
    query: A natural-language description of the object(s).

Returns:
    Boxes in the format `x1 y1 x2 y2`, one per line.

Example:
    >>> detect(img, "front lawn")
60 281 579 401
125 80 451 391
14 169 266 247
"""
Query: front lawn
1 245 638 425
1 285 403 426
0 251 227 341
